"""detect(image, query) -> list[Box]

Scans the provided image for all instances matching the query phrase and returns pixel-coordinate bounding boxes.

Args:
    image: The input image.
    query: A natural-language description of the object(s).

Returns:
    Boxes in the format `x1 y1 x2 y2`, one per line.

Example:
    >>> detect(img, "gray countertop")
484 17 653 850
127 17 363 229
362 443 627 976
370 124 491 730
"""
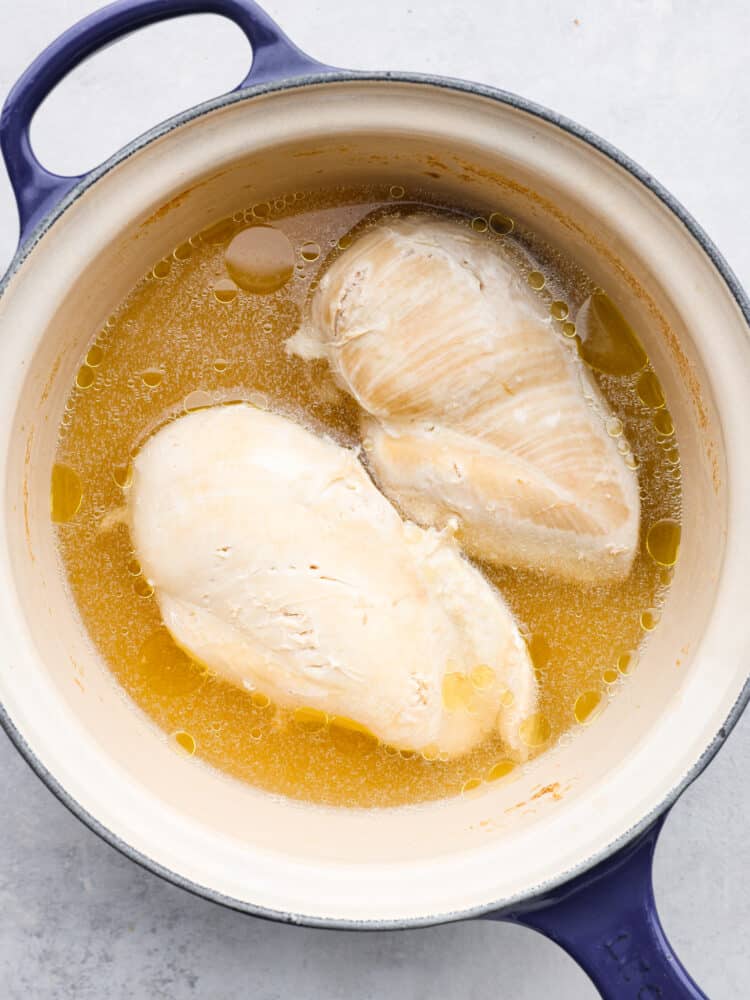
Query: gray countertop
0 1 748 996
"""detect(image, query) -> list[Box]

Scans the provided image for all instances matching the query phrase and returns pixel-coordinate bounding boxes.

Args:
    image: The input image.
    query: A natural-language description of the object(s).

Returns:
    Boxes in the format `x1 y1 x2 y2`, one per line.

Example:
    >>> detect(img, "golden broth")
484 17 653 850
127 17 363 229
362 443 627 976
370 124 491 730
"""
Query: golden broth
52 185 681 807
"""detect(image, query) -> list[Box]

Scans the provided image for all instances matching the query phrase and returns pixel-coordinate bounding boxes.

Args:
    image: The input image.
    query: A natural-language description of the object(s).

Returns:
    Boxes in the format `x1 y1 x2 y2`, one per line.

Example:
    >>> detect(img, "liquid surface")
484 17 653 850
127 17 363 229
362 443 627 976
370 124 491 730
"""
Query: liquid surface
52 186 681 808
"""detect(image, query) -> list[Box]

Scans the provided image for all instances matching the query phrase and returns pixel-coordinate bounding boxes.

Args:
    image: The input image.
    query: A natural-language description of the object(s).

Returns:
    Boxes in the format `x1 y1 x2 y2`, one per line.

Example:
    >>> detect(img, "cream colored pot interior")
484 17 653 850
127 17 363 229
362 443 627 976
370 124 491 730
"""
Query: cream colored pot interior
0 80 747 924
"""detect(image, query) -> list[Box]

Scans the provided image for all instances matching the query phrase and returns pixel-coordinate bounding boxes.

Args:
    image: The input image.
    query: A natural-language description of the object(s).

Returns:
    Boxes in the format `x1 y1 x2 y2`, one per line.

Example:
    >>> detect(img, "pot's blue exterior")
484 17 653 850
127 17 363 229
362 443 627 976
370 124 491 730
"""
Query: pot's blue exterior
0 2 746 996
501 814 707 997
0 0 328 241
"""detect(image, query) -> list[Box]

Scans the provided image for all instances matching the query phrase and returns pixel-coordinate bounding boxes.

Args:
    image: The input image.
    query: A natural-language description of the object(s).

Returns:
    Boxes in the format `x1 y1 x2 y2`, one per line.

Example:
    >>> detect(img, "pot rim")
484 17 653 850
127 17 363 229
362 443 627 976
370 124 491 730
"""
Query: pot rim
1 69 748 931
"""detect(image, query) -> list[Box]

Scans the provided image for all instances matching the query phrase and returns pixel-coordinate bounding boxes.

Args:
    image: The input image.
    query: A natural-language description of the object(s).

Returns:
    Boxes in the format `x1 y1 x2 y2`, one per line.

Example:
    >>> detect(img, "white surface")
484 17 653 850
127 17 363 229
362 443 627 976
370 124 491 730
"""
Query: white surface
0 1 747 997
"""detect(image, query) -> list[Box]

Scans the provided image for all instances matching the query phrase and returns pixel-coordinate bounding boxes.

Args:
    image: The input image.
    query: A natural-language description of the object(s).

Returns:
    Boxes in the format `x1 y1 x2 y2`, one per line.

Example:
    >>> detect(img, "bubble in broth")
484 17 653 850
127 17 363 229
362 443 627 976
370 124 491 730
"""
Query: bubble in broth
225 226 295 293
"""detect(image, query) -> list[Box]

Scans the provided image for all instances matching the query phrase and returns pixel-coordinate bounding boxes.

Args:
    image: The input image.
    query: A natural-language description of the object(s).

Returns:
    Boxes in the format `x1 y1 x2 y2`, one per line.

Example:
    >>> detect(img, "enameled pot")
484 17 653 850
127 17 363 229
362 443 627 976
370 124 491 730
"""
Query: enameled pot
1 2 748 996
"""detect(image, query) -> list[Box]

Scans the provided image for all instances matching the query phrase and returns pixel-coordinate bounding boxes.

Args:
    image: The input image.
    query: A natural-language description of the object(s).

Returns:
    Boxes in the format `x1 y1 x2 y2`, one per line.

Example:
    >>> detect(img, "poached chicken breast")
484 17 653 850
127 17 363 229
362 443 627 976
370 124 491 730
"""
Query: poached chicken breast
129 404 536 758
290 215 640 582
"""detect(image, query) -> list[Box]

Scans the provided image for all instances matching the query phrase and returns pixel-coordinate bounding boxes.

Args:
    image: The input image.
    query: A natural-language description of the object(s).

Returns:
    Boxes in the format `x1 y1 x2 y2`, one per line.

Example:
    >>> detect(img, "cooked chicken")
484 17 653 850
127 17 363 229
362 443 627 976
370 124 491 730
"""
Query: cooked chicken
129 405 536 758
290 215 640 582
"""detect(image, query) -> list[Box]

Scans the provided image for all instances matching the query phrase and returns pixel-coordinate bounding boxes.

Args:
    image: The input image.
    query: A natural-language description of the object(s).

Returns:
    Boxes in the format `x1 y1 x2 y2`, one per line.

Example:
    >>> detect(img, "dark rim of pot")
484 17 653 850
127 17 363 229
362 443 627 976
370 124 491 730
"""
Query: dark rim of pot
1 70 749 931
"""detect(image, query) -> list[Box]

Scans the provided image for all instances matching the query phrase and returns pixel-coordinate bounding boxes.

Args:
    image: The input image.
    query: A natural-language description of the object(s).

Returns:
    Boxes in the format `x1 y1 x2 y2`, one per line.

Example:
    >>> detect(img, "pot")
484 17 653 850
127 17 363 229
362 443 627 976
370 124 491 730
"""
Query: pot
1 2 748 996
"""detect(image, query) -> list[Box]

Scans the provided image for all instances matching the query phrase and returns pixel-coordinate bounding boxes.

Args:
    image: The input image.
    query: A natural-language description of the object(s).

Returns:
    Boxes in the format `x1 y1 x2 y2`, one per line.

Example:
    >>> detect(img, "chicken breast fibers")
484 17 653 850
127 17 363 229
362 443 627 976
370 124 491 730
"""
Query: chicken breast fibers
290 215 640 582
128 404 536 758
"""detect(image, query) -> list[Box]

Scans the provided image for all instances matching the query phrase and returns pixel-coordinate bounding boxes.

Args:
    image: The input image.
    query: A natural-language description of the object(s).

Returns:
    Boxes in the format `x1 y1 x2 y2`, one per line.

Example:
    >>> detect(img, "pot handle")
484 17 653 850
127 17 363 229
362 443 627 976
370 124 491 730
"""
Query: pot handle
487 814 708 998
0 0 330 242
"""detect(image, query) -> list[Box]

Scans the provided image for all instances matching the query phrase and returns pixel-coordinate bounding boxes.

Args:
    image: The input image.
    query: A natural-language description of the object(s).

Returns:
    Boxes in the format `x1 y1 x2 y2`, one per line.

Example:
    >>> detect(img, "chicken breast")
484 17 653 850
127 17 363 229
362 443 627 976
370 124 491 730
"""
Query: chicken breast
129 404 535 758
289 215 640 582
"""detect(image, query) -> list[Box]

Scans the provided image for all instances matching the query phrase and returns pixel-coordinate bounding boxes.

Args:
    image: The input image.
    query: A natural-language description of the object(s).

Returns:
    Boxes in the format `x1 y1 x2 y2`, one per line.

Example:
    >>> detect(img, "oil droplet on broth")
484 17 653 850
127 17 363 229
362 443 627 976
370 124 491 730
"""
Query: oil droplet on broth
659 566 674 586
85 344 104 367
225 226 295 294
519 713 551 748
487 759 516 781
606 416 623 438
134 577 154 599
250 691 270 709
184 389 213 412
637 370 665 409
561 321 577 338
461 777 483 795
640 608 661 631
646 519 681 567
337 233 353 250
389 185 405 199
139 628 205 697
213 358 230 373
76 365 95 389
654 410 674 436
577 292 647 375
574 690 603 725
300 241 321 262
173 730 196 755
293 706 327 731
603 668 619 684
140 368 163 388
528 271 545 291
213 278 238 303
329 716 379 754
329 715 376 738
127 557 141 575
173 242 193 261
471 217 488 233
618 651 637 675
550 300 569 320
51 464 83 523
153 259 171 279
112 463 133 489
489 212 514 235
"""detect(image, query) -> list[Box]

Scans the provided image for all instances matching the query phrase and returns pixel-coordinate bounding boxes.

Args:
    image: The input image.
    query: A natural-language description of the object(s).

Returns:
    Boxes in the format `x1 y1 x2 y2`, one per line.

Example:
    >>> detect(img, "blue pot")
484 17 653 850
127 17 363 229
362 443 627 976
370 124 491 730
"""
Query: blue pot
1 4 748 997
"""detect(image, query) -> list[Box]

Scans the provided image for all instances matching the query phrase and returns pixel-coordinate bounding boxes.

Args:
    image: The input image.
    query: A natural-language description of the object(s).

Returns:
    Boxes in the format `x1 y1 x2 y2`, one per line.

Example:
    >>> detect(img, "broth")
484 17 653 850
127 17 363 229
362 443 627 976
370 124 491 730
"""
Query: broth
52 185 681 807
